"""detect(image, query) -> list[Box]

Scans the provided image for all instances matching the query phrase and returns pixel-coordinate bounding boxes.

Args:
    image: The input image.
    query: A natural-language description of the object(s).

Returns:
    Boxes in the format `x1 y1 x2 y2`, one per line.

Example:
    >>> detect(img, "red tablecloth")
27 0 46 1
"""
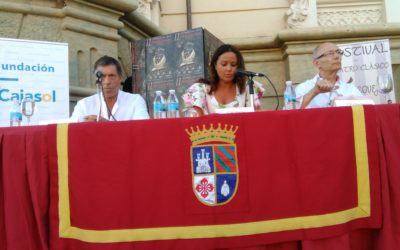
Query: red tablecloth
1 105 399 250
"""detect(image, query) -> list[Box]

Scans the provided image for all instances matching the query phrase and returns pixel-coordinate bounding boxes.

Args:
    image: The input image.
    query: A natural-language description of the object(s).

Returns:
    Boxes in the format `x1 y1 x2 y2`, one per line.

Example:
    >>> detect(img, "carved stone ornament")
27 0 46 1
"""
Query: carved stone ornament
137 0 151 19
286 0 310 29
318 7 382 27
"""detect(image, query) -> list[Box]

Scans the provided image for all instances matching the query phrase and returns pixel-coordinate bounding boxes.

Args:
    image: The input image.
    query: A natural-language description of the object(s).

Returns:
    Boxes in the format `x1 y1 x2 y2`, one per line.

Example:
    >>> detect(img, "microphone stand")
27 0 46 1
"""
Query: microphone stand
96 75 102 122
247 76 255 110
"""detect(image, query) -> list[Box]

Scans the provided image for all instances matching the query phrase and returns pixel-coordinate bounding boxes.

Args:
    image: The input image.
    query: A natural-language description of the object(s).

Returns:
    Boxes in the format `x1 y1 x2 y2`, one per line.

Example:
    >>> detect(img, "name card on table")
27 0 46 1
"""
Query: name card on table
333 96 375 107
215 107 255 114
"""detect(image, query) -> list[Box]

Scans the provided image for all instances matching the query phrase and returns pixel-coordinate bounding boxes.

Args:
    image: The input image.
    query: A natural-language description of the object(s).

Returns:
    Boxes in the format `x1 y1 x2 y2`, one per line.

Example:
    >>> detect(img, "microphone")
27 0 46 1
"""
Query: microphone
236 69 265 77
95 69 103 78
94 69 103 121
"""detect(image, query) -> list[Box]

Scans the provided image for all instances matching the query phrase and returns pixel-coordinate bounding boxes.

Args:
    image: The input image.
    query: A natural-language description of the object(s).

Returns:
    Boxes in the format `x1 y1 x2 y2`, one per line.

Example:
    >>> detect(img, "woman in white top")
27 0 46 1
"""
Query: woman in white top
182 44 264 116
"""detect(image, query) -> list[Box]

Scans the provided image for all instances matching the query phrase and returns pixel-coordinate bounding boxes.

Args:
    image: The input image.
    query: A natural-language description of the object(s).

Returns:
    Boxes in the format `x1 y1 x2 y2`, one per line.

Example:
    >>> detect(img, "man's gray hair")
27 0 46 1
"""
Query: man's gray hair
312 44 322 60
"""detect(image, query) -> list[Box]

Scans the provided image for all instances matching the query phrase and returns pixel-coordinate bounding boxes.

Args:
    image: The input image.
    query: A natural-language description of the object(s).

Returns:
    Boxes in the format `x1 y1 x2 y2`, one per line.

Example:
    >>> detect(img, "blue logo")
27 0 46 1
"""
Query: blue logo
0 89 57 102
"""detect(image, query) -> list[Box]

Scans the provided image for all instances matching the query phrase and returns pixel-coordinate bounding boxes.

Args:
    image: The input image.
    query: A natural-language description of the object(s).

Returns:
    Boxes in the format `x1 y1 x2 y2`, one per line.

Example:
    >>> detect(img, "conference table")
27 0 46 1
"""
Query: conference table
0 104 399 250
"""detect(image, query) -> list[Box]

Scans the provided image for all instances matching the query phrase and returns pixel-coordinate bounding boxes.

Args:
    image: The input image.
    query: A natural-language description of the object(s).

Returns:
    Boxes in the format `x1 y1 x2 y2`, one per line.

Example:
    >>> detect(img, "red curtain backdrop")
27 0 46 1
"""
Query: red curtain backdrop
1 105 400 250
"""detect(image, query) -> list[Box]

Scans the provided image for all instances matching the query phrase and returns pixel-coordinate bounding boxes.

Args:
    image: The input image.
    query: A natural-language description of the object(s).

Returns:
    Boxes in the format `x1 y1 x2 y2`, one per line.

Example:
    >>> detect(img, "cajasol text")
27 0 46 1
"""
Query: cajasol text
0 89 56 102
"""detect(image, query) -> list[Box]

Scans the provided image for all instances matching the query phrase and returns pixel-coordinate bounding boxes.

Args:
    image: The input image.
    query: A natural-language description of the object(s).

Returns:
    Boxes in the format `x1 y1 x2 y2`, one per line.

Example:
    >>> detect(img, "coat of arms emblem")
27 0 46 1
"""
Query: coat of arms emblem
186 123 239 206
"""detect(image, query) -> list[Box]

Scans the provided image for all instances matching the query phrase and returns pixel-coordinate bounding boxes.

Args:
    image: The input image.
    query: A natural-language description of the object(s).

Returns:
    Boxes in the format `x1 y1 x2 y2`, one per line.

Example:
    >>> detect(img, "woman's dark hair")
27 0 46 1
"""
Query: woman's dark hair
206 44 246 94
94 55 123 77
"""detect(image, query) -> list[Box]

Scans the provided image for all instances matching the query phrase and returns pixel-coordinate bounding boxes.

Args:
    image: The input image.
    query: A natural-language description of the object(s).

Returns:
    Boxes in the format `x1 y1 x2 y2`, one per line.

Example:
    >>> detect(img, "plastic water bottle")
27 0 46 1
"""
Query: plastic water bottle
167 89 180 118
9 100 22 126
153 90 166 119
283 80 296 110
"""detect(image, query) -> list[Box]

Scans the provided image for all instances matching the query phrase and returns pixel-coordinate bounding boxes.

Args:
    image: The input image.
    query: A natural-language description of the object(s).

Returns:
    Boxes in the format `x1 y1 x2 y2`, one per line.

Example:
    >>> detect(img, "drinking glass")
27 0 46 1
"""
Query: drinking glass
377 74 393 104
184 107 200 117
21 97 35 125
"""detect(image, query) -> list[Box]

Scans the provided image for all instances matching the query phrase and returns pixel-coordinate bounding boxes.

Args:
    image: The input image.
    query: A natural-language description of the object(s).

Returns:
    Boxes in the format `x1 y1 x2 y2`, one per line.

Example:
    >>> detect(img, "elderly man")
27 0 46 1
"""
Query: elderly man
296 42 363 108
71 55 149 122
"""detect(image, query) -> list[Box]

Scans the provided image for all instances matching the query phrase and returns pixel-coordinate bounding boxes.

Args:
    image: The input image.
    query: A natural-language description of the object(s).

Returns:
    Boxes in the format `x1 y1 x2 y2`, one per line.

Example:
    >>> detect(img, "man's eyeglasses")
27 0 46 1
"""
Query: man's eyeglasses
315 49 344 59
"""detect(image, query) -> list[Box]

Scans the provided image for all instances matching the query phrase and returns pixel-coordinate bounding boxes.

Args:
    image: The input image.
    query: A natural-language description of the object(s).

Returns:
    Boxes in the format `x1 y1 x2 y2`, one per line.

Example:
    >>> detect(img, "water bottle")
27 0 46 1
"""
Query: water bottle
9 99 22 127
167 89 180 118
283 80 296 110
153 90 166 119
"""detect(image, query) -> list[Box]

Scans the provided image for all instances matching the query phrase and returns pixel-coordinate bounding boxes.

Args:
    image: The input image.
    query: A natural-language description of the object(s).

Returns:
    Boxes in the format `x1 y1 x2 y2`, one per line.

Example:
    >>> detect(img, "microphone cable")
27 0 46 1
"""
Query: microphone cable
240 70 279 111
261 74 279 111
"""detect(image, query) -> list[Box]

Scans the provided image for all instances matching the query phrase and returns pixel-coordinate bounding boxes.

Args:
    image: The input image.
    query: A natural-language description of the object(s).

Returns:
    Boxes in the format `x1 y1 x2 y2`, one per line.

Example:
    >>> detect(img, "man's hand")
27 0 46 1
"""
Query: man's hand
314 79 338 94
300 79 338 109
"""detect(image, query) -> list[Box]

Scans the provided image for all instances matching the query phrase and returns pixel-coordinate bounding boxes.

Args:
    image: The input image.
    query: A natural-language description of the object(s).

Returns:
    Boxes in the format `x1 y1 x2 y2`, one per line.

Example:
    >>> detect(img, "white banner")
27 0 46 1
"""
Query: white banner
0 38 69 127
338 39 395 104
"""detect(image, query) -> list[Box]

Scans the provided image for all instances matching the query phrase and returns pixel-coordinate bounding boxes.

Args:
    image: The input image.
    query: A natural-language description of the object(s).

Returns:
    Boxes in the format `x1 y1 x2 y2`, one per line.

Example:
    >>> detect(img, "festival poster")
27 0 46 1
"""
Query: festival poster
338 39 395 104
0 38 69 127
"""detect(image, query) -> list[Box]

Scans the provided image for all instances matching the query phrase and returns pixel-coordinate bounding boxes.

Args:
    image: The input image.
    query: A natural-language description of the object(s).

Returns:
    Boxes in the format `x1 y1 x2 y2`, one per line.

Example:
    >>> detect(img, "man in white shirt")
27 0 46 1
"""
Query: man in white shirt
296 42 362 108
70 56 149 122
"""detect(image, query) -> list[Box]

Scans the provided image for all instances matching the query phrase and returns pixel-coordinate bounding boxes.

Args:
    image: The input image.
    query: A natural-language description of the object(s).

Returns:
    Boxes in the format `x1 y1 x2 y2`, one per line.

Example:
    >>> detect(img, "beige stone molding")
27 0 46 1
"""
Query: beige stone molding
119 22 149 41
0 0 166 41
278 23 400 42
0 1 123 29
317 0 378 4
62 22 121 41
64 6 124 29
242 49 284 62
85 0 139 13
223 36 279 50
0 1 64 17
228 23 400 50
281 45 311 56
123 11 169 37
